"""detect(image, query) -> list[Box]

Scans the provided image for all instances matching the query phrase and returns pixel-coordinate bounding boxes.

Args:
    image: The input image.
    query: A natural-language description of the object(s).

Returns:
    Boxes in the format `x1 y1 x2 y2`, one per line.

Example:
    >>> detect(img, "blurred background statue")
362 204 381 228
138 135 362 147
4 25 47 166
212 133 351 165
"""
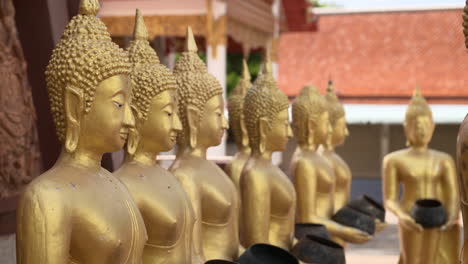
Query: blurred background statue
0 0 41 198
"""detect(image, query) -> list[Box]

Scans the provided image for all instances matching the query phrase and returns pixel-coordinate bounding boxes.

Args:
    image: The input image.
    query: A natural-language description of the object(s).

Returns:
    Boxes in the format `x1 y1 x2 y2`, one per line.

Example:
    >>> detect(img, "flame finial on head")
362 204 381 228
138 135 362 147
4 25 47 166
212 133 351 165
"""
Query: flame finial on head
79 0 100 16
185 26 198 53
242 59 251 82
133 9 148 41
406 86 432 121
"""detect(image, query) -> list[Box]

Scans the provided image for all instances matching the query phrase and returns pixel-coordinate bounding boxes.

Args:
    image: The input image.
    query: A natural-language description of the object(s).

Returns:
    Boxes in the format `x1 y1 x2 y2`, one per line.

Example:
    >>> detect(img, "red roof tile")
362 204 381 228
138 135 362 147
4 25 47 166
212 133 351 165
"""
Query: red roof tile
278 8 468 104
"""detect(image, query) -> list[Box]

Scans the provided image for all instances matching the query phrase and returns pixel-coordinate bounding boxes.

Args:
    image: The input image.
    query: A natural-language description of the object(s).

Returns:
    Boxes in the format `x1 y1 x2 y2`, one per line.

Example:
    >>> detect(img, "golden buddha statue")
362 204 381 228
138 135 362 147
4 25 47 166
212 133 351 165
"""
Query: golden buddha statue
321 81 350 212
169 27 240 261
16 0 147 263
240 56 295 250
113 11 201 264
289 85 371 245
226 59 252 191
383 88 460 264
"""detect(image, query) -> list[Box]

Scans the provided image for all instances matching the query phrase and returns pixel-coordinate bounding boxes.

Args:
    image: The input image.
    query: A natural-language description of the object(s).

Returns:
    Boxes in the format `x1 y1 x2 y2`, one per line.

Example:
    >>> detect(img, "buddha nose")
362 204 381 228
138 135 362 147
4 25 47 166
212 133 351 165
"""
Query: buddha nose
123 102 135 128
222 113 229 130
173 112 182 132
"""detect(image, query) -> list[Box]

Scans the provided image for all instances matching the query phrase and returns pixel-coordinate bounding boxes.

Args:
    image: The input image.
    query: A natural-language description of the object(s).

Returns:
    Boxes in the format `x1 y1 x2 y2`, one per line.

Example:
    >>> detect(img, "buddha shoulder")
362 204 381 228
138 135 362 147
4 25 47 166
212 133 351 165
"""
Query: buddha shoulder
18 172 71 216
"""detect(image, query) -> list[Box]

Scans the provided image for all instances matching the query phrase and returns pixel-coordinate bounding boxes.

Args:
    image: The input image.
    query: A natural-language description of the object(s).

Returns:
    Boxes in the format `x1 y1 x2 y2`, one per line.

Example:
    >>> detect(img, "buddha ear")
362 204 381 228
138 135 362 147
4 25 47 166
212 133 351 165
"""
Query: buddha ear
127 106 142 155
259 117 268 154
126 128 139 155
240 114 249 148
306 118 315 146
64 85 84 153
187 105 200 149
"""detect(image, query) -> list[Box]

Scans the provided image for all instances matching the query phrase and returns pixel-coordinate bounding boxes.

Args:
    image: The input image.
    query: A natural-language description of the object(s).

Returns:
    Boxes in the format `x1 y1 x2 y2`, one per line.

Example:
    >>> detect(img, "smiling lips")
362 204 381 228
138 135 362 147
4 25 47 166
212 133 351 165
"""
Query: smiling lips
120 130 128 140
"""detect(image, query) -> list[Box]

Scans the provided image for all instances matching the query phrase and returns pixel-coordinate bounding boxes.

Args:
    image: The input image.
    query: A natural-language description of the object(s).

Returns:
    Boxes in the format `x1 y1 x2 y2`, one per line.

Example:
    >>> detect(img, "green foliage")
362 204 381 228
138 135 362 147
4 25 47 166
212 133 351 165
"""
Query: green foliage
311 0 339 7
226 52 262 96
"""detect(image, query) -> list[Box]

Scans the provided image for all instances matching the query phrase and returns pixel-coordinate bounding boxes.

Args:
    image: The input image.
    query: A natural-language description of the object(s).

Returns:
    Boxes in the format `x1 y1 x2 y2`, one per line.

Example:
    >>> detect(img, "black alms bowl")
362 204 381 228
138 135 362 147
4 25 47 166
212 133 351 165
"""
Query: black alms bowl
291 234 345 264
205 260 239 264
238 243 299 264
347 195 386 222
295 223 330 240
332 206 376 235
410 199 447 228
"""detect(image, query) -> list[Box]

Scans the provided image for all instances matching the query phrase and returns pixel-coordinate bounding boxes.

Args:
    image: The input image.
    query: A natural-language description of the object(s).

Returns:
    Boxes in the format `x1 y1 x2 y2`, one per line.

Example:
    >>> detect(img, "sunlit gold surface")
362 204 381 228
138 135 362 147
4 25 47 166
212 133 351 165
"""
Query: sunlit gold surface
113 11 201 264
290 85 370 245
16 2 147 262
226 59 252 192
169 27 240 261
240 56 295 250
383 89 460 264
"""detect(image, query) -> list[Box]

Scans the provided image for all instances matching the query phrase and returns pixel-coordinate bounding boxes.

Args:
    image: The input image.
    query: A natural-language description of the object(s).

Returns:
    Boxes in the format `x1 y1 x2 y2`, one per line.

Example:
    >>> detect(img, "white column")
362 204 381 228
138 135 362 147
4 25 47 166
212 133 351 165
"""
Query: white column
206 0 227 157
272 0 282 166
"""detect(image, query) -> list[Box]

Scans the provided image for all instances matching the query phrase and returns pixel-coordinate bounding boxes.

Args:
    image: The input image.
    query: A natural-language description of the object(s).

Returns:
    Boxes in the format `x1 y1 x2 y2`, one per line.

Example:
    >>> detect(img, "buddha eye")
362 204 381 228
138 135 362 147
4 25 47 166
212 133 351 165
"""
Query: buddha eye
166 111 173 117
113 101 123 108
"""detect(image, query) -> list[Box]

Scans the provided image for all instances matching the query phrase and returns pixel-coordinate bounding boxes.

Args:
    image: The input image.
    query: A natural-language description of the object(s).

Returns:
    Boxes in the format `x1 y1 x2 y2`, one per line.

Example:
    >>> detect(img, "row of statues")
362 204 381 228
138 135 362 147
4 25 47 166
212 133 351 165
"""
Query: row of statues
15 0 465 263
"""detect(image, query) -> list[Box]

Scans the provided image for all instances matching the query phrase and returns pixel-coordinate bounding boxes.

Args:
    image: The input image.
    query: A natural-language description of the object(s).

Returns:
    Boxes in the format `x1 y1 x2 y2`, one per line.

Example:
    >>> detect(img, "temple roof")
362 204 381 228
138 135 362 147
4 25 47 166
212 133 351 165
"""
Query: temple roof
278 6 468 104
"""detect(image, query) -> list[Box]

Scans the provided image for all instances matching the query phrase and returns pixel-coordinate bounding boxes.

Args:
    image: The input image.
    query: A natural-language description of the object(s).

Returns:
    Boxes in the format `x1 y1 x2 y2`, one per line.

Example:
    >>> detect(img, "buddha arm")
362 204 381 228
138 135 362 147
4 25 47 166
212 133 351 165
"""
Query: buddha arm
241 170 271 248
172 171 205 261
382 156 405 217
16 184 71 264
441 155 459 223
293 160 355 238
231 180 243 255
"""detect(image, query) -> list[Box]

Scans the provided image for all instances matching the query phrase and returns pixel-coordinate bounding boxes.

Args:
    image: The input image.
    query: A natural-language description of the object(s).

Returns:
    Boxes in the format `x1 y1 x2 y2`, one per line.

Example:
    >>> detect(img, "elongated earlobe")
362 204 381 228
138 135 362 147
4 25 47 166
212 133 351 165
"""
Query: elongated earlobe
259 117 268 154
126 128 139 155
240 114 249 148
306 119 314 147
64 85 83 153
187 105 200 149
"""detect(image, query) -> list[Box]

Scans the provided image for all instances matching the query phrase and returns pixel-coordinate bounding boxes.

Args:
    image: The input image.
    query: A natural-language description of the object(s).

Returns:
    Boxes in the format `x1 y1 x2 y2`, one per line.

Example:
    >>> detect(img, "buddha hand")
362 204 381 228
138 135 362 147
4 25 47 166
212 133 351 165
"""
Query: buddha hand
399 213 423 232
342 226 372 244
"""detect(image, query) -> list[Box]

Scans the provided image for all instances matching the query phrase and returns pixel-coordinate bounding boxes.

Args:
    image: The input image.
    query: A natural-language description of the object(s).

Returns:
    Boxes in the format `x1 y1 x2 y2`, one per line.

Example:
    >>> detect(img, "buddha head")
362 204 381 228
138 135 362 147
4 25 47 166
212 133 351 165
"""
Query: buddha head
173 27 227 151
45 0 134 155
324 81 348 147
404 88 434 148
125 10 181 155
244 56 292 155
292 85 330 148
228 59 252 152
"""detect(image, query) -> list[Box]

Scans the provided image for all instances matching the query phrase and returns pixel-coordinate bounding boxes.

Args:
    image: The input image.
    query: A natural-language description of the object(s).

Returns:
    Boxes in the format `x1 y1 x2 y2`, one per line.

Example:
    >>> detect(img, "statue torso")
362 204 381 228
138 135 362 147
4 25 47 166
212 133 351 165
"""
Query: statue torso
385 149 450 212
17 163 147 264
322 150 351 212
293 151 336 219
114 161 194 264
243 158 296 250
170 155 239 261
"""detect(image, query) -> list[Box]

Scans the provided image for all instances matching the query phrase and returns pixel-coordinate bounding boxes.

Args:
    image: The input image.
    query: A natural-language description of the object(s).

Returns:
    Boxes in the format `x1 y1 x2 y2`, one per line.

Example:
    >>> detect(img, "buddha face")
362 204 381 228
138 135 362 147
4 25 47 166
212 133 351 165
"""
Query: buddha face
313 112 331 145
265 109 292 152
136 90 182 153
331 116 349 146
77 74 134 154
404 114 434 147
197 94 228 148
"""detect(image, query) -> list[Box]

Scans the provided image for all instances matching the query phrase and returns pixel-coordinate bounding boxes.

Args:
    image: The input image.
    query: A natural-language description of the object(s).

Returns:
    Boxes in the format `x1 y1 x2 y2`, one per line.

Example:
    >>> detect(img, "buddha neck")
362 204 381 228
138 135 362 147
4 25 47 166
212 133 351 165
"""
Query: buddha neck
251 148 273 162
131 147 158 167
237 145 251 156
178 144 208 160
299 142 317 153
58 147 102 171
409 144 429 153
